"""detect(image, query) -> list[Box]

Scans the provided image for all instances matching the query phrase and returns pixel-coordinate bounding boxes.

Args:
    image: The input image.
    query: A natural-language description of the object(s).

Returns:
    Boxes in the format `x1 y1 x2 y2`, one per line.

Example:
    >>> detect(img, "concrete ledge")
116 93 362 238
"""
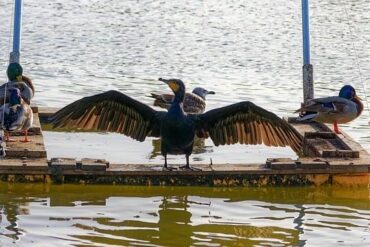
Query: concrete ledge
1 107 367 187
0 162 368 187
0 172 368 187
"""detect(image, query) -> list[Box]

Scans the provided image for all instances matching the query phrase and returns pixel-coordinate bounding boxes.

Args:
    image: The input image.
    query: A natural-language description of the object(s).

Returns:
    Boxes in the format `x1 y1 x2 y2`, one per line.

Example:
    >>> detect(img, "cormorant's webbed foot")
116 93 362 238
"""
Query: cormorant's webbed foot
180 165 202 171
162 155 176 171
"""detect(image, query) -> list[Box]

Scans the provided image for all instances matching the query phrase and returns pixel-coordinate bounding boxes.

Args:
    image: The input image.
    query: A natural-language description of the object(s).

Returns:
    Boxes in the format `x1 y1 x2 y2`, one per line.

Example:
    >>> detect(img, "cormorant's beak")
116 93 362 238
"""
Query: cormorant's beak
207 90 215 95
158 78 169 84
159 78 179 92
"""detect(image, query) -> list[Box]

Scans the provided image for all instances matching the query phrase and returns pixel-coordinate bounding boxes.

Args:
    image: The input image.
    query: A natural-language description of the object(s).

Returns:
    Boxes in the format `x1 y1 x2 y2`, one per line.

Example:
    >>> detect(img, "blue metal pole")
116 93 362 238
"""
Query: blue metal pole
302 0 310 65
301 0 313 103
10 0 22 63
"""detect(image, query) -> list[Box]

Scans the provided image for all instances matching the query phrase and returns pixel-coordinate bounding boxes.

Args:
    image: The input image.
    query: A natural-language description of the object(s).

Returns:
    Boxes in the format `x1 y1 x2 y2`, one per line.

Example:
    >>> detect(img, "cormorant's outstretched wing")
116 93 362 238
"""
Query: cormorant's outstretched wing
50 90 164 141
192 101 302 153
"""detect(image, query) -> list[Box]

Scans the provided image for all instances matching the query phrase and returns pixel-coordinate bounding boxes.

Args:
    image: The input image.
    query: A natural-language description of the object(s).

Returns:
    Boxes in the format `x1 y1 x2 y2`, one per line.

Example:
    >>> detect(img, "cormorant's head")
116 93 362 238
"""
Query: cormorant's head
9 88 21 106
159 78 186 101
7 63 23 81
192 87 215 100
339 85 360 100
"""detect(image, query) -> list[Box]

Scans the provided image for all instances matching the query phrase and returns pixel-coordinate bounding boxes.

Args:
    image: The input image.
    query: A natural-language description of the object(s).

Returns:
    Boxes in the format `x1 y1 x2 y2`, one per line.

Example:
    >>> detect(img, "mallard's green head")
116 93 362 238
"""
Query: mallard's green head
339 85 360 100
7 63 23 81
159 78 186 102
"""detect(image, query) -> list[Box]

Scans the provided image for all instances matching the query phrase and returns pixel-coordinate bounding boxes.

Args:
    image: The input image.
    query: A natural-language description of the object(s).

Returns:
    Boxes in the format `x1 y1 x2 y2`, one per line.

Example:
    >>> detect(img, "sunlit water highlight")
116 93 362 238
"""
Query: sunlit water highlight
1 0 370 164
0 1 370 245
0 184 370 246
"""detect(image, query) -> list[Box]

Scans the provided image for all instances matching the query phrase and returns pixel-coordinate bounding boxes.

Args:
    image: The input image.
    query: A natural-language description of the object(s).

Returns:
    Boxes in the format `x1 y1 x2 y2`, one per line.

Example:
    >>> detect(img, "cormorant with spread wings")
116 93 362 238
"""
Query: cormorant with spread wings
51 78 302 170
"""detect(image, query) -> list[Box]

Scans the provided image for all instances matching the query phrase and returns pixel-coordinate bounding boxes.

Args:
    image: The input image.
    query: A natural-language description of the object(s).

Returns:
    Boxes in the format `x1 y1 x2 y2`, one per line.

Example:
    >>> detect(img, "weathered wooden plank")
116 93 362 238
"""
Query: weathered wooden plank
303 135 357 158
304 132 336 139
5 134 47 158
78 158 108 171
322 150 359 159
287 117 331 134
5 149 46 158
31 105 39 113
329 165 369 173
266 158 297 170
337 131 370 157
50 158 77 170
0 157 48 171
288 118 363 159
296 160 329 169
0 159 368 187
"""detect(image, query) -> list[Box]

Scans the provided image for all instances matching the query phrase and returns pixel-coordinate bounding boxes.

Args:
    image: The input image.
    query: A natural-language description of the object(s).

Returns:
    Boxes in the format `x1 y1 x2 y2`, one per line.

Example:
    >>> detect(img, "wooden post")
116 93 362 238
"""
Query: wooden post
303 64 313 103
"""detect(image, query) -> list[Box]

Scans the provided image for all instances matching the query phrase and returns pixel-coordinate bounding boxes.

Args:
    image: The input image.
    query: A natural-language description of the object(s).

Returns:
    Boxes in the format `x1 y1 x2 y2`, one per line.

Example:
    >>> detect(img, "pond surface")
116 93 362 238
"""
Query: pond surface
0 183 370 246
1 0 370 164
0 1 370 245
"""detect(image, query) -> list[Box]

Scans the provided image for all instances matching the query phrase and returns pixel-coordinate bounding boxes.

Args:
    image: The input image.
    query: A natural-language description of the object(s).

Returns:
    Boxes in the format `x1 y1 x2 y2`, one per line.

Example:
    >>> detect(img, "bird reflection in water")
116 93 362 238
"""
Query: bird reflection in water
148 137 213 160
90 195 300 246
0 196 31 241
1 185 349 246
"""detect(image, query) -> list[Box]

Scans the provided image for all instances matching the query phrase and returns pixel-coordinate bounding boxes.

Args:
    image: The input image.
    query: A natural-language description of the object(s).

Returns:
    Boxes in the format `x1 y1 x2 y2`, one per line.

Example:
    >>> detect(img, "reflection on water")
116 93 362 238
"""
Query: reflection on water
0 1 370 245
149 137 212 160
0 184 369 246
43 131 299 164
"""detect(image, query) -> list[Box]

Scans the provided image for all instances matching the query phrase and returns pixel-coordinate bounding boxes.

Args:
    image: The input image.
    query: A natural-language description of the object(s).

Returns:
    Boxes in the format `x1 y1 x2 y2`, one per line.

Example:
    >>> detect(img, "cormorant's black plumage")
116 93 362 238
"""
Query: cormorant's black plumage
51 78 302 170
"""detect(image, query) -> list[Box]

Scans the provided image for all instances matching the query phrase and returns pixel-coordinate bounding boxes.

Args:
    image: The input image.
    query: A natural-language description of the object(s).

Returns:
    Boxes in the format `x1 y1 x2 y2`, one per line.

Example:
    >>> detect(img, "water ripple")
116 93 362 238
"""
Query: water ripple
1 185 370 246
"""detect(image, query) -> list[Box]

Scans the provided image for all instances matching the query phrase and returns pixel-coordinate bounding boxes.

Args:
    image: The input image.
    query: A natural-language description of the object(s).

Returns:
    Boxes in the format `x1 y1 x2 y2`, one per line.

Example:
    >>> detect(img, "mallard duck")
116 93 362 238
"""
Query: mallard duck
296 85 363 134
50 78 302 170
150 87 215 114
0 63 35 105
0 88 33 142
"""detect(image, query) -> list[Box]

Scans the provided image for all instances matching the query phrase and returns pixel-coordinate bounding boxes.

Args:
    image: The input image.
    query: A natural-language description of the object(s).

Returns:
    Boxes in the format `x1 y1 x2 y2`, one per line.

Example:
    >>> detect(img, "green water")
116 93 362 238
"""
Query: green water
0 183 369 246
0 1 370 245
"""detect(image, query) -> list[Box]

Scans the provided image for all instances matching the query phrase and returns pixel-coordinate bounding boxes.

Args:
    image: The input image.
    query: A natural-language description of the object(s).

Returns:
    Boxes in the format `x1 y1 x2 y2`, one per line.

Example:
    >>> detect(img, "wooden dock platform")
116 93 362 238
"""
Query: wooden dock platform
0 107 369 187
